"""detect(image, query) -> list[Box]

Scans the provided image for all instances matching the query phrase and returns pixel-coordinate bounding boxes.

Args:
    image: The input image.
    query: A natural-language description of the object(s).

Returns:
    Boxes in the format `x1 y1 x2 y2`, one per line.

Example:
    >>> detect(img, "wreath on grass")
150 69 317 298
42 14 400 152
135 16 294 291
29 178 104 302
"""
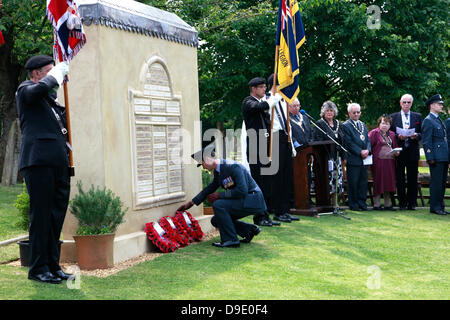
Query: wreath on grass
144 221 178 253
159 216 189 248
174 211 204 241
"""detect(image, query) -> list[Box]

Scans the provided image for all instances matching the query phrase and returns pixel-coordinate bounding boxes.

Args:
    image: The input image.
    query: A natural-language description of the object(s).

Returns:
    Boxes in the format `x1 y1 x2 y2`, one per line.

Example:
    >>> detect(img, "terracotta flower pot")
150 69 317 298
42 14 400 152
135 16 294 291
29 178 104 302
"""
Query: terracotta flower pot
73 233 115 270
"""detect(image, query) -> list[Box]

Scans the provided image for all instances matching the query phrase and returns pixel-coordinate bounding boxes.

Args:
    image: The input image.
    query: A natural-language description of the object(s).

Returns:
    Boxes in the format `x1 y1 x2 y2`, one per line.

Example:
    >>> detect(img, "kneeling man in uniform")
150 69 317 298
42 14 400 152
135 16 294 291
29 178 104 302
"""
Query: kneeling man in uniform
177 144 265 248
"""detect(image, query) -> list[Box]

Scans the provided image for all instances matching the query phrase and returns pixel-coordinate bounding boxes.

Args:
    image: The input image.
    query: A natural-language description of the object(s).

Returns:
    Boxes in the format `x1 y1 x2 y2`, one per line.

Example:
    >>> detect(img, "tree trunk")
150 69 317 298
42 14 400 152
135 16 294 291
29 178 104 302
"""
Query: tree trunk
0 26 22 182
1 118 21 186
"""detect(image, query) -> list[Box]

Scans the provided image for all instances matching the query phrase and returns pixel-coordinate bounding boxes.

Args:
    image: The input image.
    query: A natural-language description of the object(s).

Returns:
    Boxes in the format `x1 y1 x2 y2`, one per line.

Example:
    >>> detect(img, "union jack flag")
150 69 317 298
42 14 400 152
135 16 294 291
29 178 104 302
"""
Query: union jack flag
46 0 86 62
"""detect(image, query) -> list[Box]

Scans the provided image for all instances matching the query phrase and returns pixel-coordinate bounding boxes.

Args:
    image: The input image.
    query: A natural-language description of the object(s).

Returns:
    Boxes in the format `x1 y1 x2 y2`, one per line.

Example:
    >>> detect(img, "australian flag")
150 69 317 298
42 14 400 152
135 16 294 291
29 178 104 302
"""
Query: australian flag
275 0 305 104
46 0 86 62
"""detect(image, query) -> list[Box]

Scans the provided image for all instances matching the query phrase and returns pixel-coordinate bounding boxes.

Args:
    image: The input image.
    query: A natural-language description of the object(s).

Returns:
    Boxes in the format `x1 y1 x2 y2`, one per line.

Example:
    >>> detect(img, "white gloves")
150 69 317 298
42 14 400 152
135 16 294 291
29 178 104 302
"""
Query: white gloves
266 93 282 108
47 62 69 86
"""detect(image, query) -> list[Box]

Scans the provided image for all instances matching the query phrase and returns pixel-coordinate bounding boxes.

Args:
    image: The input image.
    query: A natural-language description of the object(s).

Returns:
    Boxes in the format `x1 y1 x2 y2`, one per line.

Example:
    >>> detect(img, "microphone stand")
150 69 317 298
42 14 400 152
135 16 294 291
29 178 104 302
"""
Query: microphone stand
300 111 351 220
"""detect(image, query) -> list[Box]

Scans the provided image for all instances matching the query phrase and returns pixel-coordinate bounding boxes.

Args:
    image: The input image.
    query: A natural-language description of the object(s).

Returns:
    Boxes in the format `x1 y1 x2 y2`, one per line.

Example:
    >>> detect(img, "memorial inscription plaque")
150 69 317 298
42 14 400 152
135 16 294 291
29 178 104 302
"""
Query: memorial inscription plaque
130 61 185 209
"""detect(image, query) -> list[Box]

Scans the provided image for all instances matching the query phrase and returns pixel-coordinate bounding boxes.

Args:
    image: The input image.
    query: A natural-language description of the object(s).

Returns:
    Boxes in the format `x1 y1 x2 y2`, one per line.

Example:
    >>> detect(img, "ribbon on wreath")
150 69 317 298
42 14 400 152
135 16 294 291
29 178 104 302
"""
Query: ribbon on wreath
144 221 178 253
159 216 190 248
174 211 204 241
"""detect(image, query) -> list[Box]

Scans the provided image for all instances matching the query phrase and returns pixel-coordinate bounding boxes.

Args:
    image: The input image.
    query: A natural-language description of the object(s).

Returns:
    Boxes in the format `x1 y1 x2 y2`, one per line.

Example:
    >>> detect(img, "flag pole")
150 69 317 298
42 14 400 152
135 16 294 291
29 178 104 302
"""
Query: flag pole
269 45 279 162
63 80 75 176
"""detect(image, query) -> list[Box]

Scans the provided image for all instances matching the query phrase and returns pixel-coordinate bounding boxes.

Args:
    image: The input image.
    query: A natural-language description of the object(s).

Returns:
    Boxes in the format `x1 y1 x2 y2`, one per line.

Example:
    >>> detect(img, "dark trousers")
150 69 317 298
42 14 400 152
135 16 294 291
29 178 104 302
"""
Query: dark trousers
271 131 293 215
248 134 271 222
21 166 70 276
429 161 448 212
211 199 258 242
346 164 368 209
395 158 419 207
249 163 271 223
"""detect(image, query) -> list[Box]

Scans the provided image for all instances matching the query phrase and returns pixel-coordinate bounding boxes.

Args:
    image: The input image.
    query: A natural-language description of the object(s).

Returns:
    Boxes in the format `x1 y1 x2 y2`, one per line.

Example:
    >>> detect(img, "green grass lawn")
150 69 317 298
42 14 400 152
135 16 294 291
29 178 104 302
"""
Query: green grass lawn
0 184 24 241
1 208 448 300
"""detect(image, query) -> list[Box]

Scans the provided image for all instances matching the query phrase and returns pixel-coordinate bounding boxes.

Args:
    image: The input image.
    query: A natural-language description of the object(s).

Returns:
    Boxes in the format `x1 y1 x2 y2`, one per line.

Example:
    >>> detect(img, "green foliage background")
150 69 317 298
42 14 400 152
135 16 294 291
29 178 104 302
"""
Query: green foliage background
1 0 449 135
142 0 449 128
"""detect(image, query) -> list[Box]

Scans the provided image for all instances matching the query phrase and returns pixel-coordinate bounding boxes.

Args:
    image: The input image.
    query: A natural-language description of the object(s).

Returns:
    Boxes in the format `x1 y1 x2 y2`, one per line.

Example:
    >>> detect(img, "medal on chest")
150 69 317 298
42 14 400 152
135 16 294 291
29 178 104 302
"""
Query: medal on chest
222 176 234 189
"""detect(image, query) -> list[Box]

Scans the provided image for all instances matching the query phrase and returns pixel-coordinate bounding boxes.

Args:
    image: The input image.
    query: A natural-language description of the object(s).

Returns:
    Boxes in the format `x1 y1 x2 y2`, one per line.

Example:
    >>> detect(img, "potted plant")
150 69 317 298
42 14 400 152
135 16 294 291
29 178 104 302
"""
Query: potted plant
70 181 127 270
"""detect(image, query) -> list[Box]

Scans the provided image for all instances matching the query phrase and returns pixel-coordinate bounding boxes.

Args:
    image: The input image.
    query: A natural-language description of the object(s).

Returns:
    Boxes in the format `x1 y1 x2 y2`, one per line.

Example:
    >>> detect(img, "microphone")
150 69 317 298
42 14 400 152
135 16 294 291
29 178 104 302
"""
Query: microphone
300 109 315 121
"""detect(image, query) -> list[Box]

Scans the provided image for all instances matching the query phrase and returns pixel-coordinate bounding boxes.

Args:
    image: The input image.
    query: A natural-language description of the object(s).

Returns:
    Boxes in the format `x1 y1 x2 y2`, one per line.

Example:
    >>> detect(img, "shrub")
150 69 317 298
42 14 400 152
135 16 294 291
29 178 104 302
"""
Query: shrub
14 183 30 231
70 181 127 236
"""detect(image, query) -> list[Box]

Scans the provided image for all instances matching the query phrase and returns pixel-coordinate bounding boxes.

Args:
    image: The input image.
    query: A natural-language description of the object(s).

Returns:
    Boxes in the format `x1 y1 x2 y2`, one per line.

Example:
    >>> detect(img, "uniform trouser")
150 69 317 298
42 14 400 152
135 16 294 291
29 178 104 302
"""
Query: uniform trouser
249 163 270 223
395 158 419 207
346 164 368 209
270 131 293 215
211 199 260 242
429 161 448 212
21 166 70 276
248 134 271 222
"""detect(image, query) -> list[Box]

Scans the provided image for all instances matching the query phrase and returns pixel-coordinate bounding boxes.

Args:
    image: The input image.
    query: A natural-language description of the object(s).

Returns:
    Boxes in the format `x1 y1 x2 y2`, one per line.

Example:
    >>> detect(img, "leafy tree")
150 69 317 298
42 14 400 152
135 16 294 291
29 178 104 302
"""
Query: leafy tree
143 0 449 127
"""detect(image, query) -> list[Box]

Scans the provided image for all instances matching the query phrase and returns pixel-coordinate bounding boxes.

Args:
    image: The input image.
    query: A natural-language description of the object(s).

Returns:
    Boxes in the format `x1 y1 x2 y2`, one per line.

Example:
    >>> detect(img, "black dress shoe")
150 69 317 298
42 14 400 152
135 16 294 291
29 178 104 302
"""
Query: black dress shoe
349 207 361 211
52 270 73 281
268 219 281 226
373 206 383 211
286 213 300 221
384 206 397 211
28 272 62 284
241 226 262 244
430 210 446 215
212 240 240 248
273 213 291 223
407 206 416 210
256 219 272 227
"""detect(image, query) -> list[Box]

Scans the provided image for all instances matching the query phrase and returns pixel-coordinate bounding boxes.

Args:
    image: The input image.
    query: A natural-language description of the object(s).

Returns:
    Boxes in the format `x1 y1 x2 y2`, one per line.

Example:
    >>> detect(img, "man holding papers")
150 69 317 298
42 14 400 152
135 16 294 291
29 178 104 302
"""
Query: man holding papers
390 94 423 210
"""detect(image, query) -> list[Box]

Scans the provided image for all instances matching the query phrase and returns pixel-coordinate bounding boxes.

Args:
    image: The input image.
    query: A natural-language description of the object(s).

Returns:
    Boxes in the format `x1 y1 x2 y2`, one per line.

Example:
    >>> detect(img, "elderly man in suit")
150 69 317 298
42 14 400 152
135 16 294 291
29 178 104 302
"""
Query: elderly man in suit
390 94 422 210
422 94 448 215
177 144 265 248
16 55 72 284
342 103 372 211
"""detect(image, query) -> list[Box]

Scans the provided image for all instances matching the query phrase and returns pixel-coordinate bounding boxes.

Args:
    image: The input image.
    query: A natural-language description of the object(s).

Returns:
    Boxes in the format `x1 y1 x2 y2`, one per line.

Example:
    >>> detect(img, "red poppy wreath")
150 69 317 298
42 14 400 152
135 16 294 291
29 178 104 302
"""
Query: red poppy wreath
159 216 190 247
174 211 204 241
144 221 178 253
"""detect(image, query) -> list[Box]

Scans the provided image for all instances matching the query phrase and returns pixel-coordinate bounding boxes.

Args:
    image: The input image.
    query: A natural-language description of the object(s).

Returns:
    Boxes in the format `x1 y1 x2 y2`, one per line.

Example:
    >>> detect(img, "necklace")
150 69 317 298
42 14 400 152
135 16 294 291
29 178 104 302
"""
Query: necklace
381 131 392 148
350 120 365 141
290 114 305 132
323 119 339 138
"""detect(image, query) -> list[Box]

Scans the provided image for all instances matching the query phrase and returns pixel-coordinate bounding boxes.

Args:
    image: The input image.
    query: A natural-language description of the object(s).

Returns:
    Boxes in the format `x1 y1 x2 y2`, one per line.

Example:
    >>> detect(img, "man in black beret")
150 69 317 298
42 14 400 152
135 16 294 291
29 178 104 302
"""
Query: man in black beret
421 94 448 215
177 144 265 248
16 55 71 284
241 77 281 227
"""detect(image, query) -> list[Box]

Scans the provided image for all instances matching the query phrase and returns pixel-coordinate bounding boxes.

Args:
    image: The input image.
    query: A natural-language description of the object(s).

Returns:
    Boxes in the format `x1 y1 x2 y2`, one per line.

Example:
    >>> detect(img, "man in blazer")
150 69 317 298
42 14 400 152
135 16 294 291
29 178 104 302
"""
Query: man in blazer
342 103 372 211
16 55 71 284
177 144 265 248
389 94 422 210
242 77 280 226
422 94 448 215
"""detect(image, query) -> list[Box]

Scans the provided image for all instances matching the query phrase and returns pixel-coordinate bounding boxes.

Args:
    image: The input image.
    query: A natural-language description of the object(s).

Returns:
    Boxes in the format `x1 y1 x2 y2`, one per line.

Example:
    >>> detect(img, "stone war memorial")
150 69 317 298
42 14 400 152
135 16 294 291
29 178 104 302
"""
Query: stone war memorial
60 0 213 264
